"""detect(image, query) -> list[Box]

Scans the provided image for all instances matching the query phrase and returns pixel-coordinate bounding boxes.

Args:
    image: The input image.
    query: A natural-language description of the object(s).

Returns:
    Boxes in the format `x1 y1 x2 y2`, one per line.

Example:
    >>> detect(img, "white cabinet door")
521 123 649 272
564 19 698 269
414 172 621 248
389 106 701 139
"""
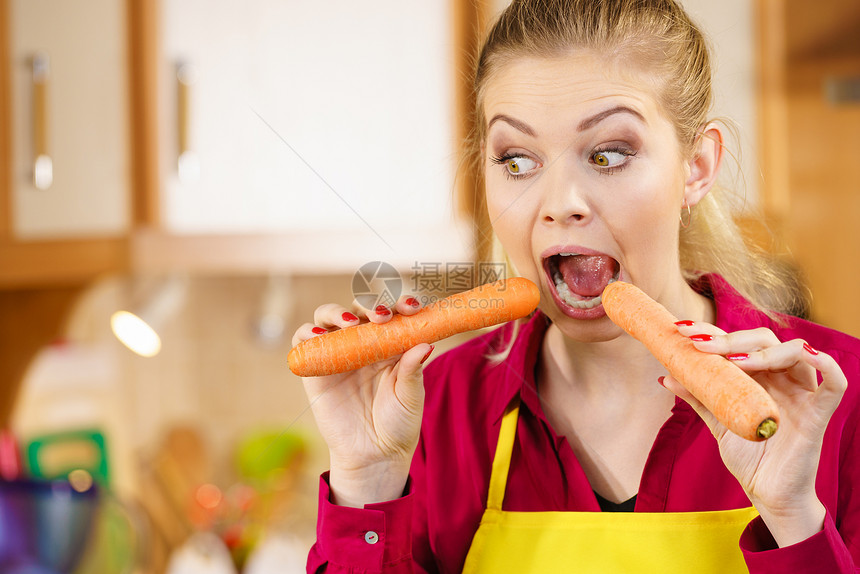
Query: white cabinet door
9 0 131 240
159 1 469 265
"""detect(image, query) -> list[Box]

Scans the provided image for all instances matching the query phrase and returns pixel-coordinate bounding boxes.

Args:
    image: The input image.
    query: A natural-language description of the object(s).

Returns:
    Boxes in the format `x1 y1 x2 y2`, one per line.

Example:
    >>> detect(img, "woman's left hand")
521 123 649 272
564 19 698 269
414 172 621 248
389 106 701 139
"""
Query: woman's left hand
664 322 848 547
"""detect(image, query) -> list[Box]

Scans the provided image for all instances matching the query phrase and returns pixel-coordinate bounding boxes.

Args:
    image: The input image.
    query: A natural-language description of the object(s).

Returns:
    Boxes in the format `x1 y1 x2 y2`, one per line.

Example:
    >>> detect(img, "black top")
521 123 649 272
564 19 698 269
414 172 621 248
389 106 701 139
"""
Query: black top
593 490 637 512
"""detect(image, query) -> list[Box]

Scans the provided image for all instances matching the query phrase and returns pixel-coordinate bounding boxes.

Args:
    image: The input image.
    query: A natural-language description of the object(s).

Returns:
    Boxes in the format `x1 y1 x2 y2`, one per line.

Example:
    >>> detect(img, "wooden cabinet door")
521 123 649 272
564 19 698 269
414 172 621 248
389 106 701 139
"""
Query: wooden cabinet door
758 0 860 336
0 0 130 287
156 1 469 269
7 0 130 240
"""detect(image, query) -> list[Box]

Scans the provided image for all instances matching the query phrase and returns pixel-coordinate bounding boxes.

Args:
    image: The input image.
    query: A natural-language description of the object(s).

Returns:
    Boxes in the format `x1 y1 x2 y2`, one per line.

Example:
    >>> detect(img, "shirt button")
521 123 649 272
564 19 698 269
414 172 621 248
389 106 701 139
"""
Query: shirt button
364 530 379 544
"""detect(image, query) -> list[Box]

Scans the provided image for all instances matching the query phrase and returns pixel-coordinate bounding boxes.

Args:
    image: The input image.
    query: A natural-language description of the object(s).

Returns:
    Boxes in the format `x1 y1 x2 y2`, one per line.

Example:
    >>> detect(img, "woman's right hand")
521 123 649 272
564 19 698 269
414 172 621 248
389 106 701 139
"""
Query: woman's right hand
292 295 433 508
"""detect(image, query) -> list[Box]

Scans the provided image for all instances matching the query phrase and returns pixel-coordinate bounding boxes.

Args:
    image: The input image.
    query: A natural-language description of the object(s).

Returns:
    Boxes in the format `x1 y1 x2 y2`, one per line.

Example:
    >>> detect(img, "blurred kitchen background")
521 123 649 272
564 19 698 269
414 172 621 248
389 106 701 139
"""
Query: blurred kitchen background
0 0 857 572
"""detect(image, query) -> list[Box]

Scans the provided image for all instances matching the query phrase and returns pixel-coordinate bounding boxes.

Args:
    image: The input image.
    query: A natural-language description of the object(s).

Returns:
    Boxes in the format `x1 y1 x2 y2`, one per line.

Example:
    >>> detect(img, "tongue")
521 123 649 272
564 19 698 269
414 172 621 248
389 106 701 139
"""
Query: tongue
558 255 618 297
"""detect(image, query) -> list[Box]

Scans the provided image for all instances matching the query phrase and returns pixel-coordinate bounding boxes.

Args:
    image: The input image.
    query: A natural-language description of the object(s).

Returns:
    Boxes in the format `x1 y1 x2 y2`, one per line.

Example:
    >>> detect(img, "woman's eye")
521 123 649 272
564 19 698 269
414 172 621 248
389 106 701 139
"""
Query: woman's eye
507 157 538 175
492 155 539 178
591 150 629 168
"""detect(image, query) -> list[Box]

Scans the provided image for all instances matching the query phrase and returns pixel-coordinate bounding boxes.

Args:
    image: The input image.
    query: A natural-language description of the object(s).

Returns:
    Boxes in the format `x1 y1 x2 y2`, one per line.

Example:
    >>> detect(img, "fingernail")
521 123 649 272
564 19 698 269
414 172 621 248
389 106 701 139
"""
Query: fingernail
690 334 713 342
342 312 359 322
803 342 819 355
726 353 749 361
421 345 435 364
311 327 327 334
657 376 666 387
405 297 420 308
375 305 391 316
674 320 695 327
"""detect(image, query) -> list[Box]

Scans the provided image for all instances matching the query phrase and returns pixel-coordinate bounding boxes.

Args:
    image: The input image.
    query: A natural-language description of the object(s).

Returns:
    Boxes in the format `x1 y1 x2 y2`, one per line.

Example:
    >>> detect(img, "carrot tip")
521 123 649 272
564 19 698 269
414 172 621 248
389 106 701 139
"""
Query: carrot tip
756 418 778 440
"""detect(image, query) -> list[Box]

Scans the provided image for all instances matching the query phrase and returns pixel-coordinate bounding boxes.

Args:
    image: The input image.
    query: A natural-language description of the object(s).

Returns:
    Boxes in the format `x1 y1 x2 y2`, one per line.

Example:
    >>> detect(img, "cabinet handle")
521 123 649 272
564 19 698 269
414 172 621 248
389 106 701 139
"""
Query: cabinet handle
32 53 52 190
176 62 199 183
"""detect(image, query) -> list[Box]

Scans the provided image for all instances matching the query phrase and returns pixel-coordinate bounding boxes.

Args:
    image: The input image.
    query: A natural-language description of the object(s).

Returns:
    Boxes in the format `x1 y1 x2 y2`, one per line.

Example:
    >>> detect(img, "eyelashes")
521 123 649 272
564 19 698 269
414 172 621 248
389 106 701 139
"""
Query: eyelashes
489 146 637 180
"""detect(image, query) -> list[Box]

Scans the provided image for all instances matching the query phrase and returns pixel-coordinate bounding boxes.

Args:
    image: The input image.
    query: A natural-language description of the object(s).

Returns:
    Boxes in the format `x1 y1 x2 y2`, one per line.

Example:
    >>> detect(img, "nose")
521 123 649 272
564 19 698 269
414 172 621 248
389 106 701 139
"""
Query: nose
538 163 591 226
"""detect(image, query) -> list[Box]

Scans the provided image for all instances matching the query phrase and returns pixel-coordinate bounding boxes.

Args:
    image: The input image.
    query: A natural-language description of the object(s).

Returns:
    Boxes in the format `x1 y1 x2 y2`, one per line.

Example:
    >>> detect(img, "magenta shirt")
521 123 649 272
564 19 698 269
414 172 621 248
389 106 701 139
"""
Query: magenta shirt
308 275 860 573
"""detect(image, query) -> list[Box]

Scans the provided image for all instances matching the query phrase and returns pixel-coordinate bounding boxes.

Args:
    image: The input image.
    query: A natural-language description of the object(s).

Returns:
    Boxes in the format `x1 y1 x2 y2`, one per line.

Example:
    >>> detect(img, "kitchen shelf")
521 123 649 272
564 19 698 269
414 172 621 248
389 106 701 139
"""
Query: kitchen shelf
129 223 474 276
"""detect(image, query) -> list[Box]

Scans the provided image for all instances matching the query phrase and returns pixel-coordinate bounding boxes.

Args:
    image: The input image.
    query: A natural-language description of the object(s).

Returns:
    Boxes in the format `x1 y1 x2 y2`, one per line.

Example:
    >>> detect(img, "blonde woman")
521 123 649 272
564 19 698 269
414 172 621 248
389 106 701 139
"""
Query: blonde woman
295 1 859 571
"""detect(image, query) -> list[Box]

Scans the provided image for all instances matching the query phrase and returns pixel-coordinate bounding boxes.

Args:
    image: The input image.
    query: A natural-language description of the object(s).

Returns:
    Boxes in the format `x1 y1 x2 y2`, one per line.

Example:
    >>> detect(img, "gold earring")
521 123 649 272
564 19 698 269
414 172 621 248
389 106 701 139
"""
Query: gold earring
679 201 692 228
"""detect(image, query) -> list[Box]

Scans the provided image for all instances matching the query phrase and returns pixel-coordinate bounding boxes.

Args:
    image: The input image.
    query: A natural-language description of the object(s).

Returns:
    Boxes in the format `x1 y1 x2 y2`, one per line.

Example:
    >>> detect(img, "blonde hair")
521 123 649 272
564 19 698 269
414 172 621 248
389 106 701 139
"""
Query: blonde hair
464 0 807 328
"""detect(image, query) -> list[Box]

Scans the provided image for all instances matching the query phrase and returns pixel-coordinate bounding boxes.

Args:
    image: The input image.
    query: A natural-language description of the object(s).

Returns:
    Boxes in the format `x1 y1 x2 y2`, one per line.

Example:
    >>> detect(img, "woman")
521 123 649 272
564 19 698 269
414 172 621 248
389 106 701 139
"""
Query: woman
296 0 859 571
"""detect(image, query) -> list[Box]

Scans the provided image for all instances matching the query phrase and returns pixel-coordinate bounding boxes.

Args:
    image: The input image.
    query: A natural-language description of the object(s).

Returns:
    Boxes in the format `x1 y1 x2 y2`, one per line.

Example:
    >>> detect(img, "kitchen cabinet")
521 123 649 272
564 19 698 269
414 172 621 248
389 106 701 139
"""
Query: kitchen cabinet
757 0 860 336
0 0 132 287
3 1 476 281
149 0 471 273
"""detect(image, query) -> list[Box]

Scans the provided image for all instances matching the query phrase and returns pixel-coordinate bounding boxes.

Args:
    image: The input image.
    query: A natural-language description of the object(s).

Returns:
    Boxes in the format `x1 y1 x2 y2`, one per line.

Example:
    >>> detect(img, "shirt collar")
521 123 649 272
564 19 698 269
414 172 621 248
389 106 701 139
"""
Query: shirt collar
694 273 770 333
489 310 551 423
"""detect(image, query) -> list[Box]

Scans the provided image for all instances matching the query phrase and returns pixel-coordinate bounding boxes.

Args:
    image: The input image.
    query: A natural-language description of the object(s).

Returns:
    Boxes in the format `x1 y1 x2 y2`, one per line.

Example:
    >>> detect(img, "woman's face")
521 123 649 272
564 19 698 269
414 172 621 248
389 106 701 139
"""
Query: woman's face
483 51 697 340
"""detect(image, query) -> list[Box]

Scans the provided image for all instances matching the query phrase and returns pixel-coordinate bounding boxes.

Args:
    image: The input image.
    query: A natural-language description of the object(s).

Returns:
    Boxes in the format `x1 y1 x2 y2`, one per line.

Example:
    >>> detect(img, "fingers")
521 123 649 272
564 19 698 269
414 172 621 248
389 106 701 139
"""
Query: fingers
291 294 425 347
382 343 433 416
727 339 818 393
804 348 849 416
674 319 727 338
677 322 817 392
314 303 362 329
394 294 424 316
290 322 329 347
660 374 725 439
675 321 777 353
350 294 425 324
288 303 361 347
290 303 363 347
673 321 847 418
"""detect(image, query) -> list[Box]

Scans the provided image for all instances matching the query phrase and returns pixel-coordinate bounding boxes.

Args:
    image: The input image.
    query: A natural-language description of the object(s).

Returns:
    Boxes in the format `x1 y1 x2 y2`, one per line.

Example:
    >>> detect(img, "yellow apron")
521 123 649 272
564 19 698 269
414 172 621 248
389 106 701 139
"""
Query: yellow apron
462 398 758 573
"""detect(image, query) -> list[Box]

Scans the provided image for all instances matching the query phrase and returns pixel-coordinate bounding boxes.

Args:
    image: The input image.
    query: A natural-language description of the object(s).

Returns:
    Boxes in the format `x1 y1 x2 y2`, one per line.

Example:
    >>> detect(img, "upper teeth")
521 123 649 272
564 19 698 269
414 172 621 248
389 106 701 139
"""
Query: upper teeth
558 252 579 257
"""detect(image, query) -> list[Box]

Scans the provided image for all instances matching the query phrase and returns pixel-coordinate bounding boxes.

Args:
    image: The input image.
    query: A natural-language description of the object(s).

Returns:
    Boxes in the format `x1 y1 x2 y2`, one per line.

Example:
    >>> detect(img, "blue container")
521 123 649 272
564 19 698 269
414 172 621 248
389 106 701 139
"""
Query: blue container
0 478 98 574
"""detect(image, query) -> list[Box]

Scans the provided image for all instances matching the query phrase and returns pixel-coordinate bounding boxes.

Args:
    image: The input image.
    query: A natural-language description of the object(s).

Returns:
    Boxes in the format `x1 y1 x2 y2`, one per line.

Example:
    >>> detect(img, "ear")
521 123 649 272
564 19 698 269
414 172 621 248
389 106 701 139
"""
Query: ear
683 123 723 207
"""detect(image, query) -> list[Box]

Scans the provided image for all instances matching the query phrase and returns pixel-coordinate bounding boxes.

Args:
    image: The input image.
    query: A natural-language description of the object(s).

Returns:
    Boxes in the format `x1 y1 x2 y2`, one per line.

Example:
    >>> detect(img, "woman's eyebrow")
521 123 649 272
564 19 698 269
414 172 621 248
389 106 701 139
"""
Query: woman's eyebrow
578 105 646 131
487 105 646 137
487 114 536 136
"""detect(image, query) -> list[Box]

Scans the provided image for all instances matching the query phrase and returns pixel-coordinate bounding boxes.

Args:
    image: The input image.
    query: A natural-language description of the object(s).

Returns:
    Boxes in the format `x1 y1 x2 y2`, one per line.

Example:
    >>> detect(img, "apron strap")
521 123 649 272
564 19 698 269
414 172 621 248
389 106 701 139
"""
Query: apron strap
487 397 521 511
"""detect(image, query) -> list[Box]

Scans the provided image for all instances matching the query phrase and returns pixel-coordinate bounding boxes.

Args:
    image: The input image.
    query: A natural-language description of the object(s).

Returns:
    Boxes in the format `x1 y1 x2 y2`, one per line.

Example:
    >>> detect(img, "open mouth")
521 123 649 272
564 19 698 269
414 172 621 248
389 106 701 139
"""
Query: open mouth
544 252 620 310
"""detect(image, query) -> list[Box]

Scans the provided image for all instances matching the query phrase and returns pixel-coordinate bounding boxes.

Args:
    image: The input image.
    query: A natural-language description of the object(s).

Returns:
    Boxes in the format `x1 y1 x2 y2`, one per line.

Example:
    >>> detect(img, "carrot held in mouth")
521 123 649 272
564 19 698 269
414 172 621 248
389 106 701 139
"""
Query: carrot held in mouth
287 277 541 377
602 280 779 441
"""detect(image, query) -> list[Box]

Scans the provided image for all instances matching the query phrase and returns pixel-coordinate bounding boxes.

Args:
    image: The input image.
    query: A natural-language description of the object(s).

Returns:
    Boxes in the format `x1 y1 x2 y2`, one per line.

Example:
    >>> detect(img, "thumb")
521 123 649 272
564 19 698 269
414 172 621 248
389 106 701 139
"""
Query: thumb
661 374 724 438
391 343 433 416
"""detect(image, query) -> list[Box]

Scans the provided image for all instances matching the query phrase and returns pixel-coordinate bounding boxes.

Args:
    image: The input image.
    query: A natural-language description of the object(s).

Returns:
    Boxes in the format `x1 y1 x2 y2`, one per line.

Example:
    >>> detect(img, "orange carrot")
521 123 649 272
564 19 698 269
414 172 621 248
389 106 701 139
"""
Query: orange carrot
288 277 540 377
602 281 779 441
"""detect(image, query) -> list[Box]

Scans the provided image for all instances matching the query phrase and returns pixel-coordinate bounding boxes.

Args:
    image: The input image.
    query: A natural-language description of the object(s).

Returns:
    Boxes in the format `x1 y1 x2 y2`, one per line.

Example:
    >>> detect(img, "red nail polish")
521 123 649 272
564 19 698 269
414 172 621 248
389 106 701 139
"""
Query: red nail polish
421 345 435 364
726 353 749 361
311 326 327 334
342 312 359 322
375 305 391 316
690 334 713 342
406 297 420 308
674 320 695 327
803 342 819 355
657 376 666 387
